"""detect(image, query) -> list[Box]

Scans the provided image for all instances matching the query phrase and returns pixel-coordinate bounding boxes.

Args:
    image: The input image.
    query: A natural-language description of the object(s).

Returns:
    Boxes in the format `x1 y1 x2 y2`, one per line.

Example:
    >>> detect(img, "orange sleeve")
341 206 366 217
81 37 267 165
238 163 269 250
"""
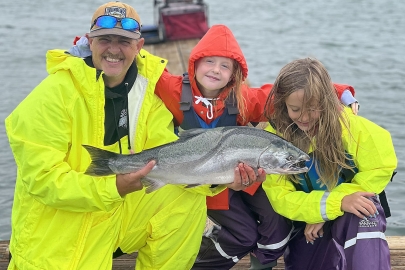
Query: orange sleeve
155 71 184 126
242 181 261 195
206 189 230 210
333 83 355 99
237 83 273 125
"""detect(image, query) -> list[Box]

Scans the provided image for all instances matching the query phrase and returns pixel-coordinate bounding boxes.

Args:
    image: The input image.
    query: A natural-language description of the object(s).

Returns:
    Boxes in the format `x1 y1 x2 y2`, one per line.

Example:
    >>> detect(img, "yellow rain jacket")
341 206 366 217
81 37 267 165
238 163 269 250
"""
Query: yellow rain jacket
263 108 397 224
5 49 222 270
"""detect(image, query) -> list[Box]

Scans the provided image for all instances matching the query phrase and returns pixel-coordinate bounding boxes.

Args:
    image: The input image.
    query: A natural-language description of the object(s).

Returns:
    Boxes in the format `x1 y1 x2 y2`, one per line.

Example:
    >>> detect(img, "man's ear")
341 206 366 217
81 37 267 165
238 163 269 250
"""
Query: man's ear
136 37 145 52
85 34 93 50
85 34 92 43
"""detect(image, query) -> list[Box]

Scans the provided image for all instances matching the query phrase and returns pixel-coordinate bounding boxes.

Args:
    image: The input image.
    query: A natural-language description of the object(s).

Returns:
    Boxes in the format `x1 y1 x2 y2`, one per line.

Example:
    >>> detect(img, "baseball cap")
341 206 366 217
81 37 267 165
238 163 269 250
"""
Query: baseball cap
88 1 142 39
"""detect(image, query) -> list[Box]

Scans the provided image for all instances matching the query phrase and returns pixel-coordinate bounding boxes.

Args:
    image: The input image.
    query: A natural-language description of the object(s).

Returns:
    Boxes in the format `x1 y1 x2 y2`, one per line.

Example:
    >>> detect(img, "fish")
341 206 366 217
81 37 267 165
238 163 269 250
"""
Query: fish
83 126 310 193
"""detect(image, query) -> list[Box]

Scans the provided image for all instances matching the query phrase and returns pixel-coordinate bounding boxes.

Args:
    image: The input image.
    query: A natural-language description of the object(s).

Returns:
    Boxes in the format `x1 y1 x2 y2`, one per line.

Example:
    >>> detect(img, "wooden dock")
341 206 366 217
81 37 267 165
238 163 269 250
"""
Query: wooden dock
143 38 200 75
1 236 404 269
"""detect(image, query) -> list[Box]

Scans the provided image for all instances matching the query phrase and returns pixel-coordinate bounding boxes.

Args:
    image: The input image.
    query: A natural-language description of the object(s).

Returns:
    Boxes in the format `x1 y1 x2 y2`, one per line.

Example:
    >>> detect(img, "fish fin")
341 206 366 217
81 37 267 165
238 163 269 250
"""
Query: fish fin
184 184 202 188
141 177 167 193
83 145 117 176
177 128 207 140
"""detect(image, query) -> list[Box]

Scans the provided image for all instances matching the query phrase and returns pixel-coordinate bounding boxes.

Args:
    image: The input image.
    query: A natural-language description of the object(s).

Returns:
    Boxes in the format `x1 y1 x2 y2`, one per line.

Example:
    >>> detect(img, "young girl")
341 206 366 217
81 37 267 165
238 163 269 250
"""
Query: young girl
68 26 359 269
262 57 397 270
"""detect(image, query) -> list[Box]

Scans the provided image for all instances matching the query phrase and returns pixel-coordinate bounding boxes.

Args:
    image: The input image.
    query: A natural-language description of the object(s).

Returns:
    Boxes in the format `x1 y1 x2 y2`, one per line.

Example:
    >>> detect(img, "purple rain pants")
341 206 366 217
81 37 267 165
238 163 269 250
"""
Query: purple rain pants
192 186 292 270
284 196 391 270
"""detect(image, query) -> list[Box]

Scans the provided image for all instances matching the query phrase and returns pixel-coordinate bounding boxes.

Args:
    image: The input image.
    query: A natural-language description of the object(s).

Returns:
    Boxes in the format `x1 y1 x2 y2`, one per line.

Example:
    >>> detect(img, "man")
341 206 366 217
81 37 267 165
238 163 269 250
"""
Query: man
5 2 260 269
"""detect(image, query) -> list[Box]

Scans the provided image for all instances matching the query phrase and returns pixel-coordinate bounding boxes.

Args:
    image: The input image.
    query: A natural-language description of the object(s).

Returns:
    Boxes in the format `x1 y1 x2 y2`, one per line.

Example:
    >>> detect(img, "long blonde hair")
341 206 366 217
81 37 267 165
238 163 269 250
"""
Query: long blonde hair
228 60 246 121
264 58 353 189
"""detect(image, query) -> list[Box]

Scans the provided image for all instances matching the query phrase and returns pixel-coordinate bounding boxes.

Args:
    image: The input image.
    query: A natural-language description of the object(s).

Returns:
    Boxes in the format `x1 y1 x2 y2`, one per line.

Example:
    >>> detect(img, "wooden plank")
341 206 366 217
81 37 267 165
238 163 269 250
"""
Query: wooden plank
143 38 200 75
1 237 405 269
177 38 200 73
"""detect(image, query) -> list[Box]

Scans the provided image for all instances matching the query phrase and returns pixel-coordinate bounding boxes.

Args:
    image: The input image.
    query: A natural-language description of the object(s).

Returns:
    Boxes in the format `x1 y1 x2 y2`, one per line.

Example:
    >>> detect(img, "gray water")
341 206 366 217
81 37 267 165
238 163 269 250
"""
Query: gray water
0 0 404 240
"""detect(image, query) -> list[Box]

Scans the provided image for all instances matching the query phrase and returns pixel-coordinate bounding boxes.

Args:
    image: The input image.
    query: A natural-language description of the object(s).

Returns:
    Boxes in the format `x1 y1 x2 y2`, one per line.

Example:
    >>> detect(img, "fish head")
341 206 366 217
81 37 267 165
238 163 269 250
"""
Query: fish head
258 143 310 175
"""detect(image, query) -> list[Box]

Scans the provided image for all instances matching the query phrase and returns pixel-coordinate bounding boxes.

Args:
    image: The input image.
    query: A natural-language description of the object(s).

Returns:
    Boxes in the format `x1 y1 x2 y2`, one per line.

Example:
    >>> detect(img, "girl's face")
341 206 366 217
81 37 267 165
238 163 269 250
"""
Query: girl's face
195 56 234 98
285 89 321 132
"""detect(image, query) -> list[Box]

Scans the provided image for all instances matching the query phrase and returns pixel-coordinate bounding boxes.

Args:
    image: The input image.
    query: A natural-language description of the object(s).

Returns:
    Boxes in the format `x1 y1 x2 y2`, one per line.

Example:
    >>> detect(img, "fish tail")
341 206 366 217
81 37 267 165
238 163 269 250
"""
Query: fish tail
83 145 117 176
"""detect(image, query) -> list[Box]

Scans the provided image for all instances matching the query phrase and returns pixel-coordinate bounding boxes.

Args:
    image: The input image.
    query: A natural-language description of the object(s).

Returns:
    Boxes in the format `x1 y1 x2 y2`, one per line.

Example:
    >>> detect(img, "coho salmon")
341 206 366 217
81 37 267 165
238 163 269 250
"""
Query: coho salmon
84 126 310 193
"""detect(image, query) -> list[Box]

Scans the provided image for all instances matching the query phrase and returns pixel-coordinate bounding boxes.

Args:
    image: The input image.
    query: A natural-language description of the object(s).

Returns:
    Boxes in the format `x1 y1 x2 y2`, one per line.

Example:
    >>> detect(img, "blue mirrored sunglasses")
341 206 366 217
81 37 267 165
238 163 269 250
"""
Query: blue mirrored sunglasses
91 15 140 32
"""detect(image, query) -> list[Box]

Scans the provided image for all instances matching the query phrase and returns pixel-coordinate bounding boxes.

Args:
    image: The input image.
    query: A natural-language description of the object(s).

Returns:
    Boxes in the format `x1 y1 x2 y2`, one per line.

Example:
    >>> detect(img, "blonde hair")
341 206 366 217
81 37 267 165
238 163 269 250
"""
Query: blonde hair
228 60 246 121
264 57 353 189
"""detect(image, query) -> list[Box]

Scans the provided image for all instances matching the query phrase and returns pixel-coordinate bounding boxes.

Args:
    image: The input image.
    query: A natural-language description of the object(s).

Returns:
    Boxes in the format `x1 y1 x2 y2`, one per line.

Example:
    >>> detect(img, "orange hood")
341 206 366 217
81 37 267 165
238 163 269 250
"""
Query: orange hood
188 24 248 96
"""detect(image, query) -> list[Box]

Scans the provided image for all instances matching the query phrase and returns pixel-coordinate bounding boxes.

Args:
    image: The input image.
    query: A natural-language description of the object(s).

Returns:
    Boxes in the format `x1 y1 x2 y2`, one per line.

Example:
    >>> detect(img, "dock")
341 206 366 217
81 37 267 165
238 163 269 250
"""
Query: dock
1 237 404 269
143 38 200 75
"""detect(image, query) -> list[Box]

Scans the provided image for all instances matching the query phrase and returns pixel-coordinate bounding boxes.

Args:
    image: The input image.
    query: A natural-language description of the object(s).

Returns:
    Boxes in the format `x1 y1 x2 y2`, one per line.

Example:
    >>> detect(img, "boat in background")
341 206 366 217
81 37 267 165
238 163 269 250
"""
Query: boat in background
142 0 209 45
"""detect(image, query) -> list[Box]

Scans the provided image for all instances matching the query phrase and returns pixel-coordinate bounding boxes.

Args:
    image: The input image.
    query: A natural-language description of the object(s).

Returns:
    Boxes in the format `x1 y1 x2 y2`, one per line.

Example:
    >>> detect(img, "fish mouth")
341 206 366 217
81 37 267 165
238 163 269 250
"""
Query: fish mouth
279 160 309 173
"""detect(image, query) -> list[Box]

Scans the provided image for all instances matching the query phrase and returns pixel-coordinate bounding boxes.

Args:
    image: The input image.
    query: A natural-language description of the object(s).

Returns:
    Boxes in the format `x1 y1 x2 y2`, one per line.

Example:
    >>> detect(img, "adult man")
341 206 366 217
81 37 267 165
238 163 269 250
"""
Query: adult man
5 2 258 269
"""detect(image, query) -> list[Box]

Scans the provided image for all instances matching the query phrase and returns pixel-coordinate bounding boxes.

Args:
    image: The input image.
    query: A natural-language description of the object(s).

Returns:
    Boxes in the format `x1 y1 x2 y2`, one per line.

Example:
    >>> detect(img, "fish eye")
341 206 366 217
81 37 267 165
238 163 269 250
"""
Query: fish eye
286 155 294 161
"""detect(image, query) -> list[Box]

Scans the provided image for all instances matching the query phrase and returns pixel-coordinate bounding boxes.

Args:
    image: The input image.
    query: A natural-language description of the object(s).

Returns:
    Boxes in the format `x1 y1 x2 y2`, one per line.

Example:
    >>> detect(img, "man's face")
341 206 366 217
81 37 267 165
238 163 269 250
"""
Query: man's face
88 34 144 87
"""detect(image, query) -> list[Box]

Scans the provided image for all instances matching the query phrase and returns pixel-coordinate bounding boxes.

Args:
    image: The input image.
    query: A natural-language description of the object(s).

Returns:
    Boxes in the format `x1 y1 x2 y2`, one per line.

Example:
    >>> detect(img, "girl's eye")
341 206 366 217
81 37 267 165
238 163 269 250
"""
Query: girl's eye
221 65 230 69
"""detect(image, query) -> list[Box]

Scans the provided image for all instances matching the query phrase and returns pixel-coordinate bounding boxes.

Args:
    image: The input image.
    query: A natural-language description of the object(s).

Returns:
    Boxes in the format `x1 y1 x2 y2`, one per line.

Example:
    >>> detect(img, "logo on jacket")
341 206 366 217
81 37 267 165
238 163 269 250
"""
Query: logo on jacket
119 109 128 129
358 219 377 228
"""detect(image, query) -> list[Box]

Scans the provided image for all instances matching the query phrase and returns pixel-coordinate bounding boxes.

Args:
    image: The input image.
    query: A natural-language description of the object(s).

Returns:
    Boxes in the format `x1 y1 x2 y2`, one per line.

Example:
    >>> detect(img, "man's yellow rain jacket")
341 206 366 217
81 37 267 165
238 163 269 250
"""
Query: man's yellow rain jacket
6 49 223 269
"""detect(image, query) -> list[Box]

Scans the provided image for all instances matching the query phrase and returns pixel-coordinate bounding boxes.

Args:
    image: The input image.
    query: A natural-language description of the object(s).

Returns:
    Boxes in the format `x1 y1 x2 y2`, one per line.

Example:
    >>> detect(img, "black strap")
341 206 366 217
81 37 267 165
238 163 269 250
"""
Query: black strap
179 73 192 111
379 190 391 218
379 171 396 218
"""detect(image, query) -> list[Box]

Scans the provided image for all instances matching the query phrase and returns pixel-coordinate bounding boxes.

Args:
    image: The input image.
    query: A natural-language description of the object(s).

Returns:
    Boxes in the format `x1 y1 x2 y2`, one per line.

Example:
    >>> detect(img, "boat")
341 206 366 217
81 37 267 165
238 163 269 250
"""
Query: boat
141 0 209 75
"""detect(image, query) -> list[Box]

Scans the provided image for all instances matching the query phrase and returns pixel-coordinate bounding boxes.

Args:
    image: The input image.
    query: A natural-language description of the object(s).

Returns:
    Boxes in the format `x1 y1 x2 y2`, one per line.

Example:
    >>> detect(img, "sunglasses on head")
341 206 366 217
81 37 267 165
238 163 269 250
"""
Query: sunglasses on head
91 15 141 32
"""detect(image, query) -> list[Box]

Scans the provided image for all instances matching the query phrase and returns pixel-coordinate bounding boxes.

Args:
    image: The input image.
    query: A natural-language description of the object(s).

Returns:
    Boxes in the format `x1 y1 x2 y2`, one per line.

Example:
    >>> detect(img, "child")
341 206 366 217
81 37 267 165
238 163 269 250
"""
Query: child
262 57 397 270
68 26 359 269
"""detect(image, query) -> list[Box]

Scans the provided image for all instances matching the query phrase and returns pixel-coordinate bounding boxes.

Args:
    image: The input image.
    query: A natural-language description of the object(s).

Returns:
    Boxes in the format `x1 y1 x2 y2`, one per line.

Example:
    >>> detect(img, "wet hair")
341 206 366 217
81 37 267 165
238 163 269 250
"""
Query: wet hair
227 60 246 122
264 57 353 189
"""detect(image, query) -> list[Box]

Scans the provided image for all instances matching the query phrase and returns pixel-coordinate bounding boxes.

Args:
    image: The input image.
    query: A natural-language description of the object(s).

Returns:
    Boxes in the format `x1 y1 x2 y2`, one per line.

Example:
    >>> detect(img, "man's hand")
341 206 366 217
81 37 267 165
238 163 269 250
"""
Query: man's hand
116 160 156 196
226 163 266 191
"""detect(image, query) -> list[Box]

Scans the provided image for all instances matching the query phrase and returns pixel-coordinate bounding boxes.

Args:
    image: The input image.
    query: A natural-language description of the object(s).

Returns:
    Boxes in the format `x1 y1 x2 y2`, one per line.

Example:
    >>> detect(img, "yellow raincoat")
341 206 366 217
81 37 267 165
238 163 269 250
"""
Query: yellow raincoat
6 49 222 269
263 108 397 224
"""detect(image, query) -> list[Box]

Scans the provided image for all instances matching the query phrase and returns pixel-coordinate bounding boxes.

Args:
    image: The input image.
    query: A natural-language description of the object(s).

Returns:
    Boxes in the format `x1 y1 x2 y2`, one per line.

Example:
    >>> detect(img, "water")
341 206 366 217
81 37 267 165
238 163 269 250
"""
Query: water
0 0 404 240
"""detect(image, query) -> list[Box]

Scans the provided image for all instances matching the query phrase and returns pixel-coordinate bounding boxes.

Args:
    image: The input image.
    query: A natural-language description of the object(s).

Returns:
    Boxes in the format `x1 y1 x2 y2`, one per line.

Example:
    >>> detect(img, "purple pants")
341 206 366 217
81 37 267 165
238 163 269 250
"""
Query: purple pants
192 186 292 269
284 196 390 270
